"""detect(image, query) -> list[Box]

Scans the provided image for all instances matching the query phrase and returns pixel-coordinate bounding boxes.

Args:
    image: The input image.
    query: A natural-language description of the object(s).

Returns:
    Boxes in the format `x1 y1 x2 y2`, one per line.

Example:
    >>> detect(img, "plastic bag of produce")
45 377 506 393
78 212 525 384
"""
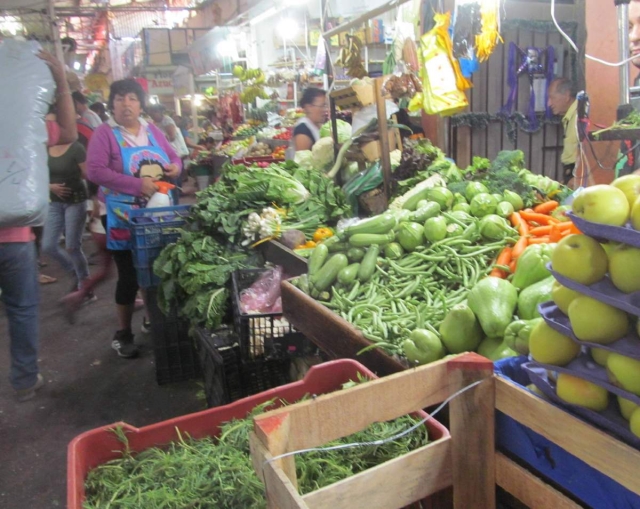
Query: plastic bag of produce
410 12 471 116
240 266 284 314
0 40 54 227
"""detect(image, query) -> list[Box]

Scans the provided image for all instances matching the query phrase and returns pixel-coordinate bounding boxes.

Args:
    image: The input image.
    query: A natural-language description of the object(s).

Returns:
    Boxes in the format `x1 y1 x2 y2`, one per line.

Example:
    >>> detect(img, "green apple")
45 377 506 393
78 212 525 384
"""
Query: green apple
607 352 640 396
601 241 620 258
551 234 608 285
529 321 580 366
591 347 611 367
568 296 629 344
551 280 582 315
608 244 640 293
630 407 640 438
556 373 609 411
612 174 640 209
572 185 630 226
617 395 639 420
632 195 640 231
526 383 545 397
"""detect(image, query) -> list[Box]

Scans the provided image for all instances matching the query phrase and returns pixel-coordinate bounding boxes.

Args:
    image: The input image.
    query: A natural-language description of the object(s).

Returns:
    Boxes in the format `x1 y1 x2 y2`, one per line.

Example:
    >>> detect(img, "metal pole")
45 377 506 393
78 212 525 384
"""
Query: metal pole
617 0 631 105
47 0 65 64
189 71 198 136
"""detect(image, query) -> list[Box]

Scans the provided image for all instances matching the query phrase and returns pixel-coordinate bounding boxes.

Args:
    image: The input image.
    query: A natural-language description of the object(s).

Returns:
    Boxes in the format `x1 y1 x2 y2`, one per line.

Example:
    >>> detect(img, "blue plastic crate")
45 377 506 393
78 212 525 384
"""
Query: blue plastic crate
494 356 640 509
129 205 190 288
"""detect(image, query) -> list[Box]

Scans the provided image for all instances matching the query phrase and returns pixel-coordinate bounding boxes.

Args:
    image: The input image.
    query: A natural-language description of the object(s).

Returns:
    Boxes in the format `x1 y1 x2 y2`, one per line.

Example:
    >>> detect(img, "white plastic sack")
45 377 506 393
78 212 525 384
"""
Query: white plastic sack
0 40 54 228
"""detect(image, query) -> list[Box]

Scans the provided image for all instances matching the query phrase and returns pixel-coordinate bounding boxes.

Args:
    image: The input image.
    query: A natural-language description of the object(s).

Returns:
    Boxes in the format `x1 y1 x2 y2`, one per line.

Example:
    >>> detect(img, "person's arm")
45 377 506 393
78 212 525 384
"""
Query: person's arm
86 126 144 196
294 133 313 151
38 50 77 144
164 121 177 142
150 124 182 179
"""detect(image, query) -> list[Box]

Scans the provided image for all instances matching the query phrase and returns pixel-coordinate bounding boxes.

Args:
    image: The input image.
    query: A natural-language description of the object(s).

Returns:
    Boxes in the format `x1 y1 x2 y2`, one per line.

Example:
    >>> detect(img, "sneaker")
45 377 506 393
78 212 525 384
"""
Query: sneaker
111 330 139 358
82 291 98 306
140 318 151 334
16 374 44 402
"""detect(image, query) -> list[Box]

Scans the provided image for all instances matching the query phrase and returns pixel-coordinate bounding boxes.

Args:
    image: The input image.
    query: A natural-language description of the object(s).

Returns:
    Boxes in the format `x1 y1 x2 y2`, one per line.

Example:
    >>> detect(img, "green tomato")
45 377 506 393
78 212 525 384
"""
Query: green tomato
496 202 515 218
424 216 448 243
453 202 471 213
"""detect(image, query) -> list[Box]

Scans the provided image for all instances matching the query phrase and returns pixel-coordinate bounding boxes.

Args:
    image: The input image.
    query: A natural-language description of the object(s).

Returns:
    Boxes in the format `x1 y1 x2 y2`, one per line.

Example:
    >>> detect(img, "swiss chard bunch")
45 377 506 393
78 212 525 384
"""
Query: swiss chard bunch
153 230 260 329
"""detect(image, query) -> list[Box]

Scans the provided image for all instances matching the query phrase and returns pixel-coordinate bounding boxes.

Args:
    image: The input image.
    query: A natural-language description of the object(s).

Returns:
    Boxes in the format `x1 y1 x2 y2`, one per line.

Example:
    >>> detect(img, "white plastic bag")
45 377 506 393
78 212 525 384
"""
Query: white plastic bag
0 39 54 227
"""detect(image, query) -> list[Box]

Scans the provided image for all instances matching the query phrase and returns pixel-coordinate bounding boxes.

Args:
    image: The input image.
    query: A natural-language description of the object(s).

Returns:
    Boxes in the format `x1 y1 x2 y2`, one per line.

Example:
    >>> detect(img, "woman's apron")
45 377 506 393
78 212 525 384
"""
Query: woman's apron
103 126 172 250
285 117 321 161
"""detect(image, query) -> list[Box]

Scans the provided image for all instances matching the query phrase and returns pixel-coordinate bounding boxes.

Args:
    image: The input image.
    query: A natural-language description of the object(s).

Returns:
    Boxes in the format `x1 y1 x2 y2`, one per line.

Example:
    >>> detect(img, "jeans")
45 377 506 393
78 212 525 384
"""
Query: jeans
42 201 89 284
0 242 39 390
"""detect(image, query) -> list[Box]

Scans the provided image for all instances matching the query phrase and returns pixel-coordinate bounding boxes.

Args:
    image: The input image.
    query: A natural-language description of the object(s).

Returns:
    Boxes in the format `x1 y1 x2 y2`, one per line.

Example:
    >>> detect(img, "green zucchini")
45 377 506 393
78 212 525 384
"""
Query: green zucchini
337 263 360 285
348 231 395 248
310 253 349 291
321 235 343 248
308 244 329 276
343 212 397 237
347 247 366 262
357 245 380 283
410 201 441 223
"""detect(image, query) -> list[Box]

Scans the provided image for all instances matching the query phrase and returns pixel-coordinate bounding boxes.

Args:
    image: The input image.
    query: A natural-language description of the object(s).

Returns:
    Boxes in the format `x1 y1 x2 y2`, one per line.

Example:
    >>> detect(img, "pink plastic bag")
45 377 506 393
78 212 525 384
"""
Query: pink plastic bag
239 266 284 314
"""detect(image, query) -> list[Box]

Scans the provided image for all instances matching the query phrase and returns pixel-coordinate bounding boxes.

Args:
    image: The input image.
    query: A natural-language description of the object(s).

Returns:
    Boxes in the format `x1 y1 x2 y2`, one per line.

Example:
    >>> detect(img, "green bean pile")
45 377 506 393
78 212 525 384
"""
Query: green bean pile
322 236 511 356
83 399 428 509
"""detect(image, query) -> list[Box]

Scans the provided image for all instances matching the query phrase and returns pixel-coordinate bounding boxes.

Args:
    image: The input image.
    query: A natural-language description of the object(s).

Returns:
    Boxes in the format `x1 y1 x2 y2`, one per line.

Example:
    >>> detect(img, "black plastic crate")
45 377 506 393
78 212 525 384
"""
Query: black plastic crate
147 288 202 385
195 326 292 408
232 268 309 359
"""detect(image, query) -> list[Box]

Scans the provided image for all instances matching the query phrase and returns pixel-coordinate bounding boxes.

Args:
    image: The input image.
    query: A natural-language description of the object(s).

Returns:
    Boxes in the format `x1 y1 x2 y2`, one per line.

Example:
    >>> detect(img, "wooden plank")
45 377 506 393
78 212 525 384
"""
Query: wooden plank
281 281 406 376
496 452 582 509
375 79 392 204
302 440 453 509
455 126 472 169
529 29 549 176
486 28 505 160
260 241 308 277
254 356 457 451
250 432 309 509
448 357 496 509
496 377 640 496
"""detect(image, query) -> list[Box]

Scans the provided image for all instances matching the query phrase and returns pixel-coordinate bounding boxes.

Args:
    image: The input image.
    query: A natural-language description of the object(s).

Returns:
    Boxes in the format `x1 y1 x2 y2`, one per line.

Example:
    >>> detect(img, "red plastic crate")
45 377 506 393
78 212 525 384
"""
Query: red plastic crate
67 359 449 509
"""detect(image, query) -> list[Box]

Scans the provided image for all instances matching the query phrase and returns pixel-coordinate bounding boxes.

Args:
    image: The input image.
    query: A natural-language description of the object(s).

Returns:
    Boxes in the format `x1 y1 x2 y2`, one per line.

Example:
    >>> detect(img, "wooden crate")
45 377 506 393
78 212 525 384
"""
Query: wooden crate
330 83 375 110
360 129 399 162
250 353 496 509
281 281 405 376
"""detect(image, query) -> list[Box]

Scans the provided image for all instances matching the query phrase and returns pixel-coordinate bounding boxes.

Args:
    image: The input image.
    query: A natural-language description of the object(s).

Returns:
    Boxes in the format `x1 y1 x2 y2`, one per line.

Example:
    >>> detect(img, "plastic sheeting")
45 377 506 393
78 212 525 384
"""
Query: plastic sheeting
0 39 54 228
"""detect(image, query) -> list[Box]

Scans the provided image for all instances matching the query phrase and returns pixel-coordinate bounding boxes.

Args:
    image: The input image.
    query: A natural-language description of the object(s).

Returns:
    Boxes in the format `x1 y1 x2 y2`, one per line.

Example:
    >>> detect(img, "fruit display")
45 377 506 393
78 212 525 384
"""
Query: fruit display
245 142 272 158
217 138 252 157
232 124 262 138
335 34 368 79
257 127 292 141
271 146 286 159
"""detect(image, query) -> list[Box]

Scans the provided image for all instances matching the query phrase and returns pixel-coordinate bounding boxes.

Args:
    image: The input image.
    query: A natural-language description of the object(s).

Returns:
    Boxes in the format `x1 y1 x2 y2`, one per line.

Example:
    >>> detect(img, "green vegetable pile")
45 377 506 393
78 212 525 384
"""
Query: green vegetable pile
154 161 350 328
83 396 428 508
293 196 516 358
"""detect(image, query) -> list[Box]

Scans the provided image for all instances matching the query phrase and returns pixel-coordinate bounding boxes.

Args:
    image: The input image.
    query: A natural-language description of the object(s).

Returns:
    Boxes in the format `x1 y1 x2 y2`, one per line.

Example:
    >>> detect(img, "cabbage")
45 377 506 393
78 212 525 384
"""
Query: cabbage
311 137 335 170
479 215 512 241
397 222 424 252
469 193 498 217
294 150 314 169
320 120 352 143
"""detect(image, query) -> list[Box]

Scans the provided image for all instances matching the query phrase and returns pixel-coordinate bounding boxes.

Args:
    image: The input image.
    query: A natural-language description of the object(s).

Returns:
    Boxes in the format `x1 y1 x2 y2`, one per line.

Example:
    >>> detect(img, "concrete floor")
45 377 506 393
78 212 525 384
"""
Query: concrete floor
0 221 203 506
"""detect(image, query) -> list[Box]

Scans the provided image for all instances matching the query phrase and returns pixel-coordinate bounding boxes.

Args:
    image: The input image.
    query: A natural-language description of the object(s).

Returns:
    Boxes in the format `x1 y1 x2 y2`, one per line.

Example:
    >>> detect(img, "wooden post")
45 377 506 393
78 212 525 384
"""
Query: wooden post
447 355 496 508
375 79 391 205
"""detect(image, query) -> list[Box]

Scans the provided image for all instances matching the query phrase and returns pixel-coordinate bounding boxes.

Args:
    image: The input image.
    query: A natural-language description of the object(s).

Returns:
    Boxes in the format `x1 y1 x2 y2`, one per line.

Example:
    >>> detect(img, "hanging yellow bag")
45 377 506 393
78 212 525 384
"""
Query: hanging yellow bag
412 12 472 116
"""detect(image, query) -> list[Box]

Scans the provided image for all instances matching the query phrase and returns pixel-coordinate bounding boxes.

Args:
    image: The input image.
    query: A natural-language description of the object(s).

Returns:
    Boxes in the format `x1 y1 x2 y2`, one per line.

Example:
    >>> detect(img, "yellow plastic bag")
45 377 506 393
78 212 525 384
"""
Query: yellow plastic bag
413 13 472 117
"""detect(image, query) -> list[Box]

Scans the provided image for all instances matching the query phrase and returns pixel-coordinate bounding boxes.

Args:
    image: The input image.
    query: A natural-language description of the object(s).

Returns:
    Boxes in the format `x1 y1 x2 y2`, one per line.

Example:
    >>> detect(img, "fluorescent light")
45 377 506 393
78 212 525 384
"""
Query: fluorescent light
278 18 299 39
249 7 278 26
217 40 237 58
73 61 82 71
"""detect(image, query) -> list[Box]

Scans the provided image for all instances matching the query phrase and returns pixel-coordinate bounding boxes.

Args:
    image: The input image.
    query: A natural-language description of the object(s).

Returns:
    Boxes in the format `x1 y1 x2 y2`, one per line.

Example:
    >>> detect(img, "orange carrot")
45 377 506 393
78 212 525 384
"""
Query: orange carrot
533 201 559 214
568 223 582 235
509 212 523 229
519 210 560 225
549 223 563 243
490 246 513 278
529 225 552 236
512 235 528 259
556 221 573 230
528 236 551 244
509 260 517 273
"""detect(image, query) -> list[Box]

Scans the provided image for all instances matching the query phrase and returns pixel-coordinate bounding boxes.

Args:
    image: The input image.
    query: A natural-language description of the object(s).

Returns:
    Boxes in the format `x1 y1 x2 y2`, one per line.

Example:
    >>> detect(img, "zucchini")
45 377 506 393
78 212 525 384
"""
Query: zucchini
343 212 397 237
348 231 395 248
410 201 441 223
337 263 360 285
327 241 349 252
321 235 343 248
311 253 349 291
347 247 366 262
357 245 380 283
308 243 329 276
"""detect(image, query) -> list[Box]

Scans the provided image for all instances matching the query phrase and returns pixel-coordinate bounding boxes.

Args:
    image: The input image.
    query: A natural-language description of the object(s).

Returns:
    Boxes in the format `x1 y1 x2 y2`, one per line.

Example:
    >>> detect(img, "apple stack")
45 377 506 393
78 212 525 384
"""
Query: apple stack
529 178 640 444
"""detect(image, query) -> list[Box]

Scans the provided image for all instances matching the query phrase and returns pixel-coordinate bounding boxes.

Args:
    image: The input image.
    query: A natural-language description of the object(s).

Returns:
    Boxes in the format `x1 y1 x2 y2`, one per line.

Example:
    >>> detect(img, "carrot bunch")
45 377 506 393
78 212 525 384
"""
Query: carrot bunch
489 200 581 279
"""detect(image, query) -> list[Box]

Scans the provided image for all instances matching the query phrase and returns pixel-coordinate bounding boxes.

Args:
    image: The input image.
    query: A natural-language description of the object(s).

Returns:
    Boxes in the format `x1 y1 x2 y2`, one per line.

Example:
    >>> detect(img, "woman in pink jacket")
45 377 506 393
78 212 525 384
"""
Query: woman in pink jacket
87 79 181 359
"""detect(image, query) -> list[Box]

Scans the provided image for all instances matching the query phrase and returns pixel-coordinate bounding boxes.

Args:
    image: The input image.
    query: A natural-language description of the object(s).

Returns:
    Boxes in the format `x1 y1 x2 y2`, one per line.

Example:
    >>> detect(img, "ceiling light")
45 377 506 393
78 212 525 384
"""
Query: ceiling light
278 18 299 39
73 61 82 71
249 7 278 26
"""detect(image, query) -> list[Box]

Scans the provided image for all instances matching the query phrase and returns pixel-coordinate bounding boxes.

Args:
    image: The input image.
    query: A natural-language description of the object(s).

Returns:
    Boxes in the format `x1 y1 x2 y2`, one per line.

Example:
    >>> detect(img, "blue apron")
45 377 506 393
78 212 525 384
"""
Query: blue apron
103 125 173 250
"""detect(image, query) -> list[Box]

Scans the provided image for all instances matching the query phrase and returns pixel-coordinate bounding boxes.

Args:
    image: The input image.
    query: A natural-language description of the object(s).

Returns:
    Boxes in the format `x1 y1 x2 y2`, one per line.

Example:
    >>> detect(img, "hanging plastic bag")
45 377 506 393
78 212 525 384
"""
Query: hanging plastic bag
412 12 472 117
0 40 54 227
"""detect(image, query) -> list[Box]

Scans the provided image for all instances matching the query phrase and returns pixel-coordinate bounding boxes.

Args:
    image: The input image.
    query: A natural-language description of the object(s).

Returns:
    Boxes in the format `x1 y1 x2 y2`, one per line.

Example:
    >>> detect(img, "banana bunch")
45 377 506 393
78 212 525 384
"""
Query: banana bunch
336 34 368 79
240 85 269 104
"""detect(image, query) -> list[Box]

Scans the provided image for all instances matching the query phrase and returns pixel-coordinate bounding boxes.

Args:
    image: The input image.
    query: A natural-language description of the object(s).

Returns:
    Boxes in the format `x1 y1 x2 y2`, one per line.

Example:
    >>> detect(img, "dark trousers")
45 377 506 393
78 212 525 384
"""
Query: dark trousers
101 216 138 305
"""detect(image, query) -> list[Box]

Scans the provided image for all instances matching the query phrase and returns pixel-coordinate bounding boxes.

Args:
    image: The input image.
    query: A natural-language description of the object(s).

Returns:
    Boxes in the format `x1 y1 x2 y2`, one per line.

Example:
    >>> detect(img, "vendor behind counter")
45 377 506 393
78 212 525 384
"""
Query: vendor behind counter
290 88 328 155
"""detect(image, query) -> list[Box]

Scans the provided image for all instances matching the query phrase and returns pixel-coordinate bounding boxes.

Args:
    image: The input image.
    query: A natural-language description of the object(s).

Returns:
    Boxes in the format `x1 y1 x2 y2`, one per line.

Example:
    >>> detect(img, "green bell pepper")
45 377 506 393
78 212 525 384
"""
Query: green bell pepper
402 329 445 366
504 318 543 355
512 243 556 290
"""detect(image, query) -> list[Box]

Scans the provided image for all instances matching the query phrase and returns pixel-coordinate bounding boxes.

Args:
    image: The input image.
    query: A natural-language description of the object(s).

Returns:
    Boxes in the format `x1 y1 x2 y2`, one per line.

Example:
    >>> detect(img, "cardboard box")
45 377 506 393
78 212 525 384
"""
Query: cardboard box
360 129 398 162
